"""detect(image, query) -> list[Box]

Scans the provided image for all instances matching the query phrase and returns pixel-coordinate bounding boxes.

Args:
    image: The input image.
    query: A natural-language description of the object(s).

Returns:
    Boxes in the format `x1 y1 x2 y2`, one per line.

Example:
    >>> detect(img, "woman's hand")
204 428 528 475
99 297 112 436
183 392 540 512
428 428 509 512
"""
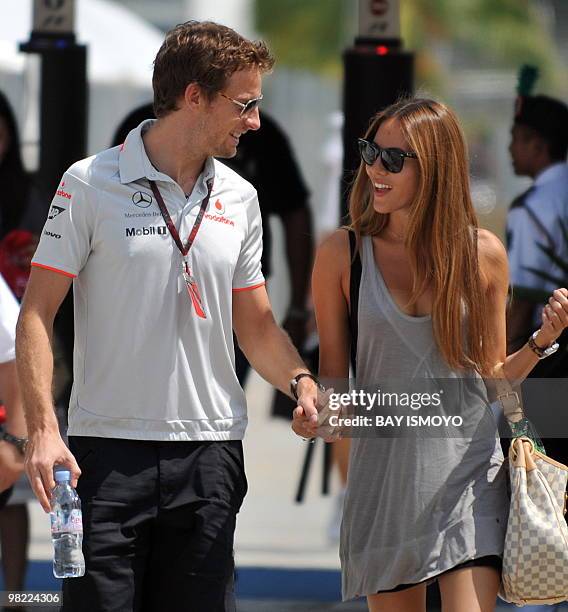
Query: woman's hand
539 288 568 344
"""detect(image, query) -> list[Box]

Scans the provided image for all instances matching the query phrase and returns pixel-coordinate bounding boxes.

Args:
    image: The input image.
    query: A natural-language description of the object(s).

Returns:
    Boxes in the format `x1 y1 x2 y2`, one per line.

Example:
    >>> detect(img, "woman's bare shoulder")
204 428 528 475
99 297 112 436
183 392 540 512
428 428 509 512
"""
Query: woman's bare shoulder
477 228 506 262
313 229 353 300
316 228 351 269
476 228 508 290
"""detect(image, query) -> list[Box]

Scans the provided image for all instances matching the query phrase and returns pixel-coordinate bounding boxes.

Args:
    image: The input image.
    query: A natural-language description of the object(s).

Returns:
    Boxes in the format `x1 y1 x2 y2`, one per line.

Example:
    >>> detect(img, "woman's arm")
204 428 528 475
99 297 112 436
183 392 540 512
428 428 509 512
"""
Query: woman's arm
292 229 351 438
479 229 568 383
312 229 352 382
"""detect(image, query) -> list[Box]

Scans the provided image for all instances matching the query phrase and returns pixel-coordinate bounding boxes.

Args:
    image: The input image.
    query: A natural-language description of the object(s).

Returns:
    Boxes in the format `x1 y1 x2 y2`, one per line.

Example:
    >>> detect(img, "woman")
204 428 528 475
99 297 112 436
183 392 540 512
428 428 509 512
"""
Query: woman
293 98 568 611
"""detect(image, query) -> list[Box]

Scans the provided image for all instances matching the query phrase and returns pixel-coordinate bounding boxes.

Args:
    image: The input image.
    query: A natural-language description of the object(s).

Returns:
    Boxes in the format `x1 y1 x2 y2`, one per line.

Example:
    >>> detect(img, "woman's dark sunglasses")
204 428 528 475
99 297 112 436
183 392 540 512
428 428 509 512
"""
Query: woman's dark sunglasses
357 138 417 173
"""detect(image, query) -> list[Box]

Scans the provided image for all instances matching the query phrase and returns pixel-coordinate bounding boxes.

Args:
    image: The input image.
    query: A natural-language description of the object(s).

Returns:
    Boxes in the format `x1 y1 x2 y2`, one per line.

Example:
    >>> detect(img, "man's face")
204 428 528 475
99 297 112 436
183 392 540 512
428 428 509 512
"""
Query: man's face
200 68 262 159
509 123 540 177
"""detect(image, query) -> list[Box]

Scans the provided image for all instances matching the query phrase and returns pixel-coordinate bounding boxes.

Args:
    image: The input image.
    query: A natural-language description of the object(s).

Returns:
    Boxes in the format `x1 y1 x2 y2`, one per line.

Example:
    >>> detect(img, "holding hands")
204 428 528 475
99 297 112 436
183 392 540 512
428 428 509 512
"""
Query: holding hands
292 386 341 442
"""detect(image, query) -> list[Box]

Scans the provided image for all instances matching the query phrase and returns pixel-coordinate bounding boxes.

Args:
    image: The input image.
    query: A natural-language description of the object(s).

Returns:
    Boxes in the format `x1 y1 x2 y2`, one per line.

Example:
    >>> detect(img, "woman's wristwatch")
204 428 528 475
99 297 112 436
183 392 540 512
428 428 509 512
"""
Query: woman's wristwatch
527 331 559 359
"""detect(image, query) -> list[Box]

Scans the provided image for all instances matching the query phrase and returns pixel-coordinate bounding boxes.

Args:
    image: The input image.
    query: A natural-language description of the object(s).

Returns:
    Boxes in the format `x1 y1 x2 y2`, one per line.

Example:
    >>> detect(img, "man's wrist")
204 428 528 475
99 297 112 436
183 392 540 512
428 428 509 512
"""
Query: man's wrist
289 372 323 400
297 376 317 397
26 412 60 436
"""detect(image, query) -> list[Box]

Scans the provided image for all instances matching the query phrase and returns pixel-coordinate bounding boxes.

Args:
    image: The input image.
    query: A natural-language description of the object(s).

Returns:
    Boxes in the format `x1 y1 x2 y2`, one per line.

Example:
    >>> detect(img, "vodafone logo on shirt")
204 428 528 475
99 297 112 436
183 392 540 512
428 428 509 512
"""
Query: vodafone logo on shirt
56 181 72 200
204 199 234 227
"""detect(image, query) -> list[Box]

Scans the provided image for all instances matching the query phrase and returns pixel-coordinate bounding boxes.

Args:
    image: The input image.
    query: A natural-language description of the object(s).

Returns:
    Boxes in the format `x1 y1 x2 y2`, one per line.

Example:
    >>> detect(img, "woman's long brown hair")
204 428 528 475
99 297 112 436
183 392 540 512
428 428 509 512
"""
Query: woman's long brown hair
348 98 491 375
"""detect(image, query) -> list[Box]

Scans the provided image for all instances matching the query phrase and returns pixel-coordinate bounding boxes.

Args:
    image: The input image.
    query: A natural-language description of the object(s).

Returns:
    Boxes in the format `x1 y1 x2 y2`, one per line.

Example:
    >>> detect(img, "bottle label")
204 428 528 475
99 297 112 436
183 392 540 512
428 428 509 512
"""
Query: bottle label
50 509 83 535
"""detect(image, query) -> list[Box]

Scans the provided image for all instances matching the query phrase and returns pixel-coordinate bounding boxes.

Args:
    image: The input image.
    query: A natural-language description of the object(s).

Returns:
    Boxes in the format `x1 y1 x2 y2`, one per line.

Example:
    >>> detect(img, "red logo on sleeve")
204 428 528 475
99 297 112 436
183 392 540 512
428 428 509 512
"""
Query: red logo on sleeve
56 182 72 200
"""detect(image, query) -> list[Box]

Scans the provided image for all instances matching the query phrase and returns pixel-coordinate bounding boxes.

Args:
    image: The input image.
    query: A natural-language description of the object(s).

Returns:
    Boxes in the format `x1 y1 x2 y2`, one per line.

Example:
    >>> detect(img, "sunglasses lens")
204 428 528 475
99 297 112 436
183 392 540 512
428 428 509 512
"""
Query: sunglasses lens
381 149 404 173
243 98 261 115
358 140 377 165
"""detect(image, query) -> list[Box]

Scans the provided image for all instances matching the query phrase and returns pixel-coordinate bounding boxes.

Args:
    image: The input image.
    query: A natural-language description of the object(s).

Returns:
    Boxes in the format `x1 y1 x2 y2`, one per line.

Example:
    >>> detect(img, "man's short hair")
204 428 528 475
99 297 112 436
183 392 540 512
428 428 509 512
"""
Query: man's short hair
514 94 568 161
152 21 274 118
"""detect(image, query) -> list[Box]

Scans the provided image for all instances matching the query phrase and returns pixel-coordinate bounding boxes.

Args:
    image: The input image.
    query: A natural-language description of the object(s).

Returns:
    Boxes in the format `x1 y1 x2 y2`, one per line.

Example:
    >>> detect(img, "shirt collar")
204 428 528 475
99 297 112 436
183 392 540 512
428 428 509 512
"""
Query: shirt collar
534 162 568 188
118 119 157 184
118 119 216 191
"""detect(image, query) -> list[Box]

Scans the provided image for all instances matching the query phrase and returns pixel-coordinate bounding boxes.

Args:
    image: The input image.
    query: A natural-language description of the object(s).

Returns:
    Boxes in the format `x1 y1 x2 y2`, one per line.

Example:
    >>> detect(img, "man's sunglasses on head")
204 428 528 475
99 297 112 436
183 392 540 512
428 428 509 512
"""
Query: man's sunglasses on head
220 93 263 117
357 138 417 173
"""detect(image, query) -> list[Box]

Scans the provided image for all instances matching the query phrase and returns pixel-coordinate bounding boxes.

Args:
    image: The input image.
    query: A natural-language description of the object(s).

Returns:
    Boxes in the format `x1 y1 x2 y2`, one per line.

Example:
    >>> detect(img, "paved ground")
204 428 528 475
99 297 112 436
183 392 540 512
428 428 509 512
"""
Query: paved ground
238 601 366 611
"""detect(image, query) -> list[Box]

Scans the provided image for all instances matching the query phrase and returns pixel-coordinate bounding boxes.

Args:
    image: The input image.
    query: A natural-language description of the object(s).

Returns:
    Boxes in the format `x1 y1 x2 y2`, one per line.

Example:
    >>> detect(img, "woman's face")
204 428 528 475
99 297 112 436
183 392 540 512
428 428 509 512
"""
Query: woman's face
0 116 11 165
364 117 419 215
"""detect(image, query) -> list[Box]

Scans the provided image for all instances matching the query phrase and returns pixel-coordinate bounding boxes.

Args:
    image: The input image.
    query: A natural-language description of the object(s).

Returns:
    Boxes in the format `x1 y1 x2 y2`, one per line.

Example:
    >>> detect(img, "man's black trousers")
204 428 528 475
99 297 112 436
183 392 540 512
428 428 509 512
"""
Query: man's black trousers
62 437 247 612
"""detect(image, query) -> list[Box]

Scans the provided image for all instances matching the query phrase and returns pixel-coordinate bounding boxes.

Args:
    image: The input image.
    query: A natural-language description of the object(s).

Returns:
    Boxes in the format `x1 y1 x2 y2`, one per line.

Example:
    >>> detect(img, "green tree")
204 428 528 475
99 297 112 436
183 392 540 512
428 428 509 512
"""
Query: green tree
401 0 566 94
255 0 567 94
255 0 354 77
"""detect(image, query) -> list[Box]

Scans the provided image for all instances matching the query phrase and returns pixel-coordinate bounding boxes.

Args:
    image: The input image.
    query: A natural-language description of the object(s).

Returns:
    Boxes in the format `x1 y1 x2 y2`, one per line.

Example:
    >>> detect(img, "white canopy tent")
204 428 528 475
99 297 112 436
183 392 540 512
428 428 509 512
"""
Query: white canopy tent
0 0 164 158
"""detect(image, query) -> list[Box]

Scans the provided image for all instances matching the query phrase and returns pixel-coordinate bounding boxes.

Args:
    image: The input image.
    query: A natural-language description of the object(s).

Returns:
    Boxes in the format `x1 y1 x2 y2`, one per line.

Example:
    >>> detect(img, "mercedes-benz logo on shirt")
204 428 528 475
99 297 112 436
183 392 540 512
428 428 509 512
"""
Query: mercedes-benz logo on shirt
132 191 153 208
48 205 66 219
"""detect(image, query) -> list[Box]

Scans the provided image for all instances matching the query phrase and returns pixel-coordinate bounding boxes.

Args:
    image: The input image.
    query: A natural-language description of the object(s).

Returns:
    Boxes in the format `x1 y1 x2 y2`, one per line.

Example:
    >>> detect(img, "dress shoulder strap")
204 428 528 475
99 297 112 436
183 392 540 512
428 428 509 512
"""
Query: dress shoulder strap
347 229 362 376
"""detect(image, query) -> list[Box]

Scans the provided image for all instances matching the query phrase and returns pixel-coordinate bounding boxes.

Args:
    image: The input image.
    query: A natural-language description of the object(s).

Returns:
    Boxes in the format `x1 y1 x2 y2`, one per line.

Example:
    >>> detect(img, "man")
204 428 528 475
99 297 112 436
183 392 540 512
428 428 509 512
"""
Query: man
506 93 568 469
507 94 568 348
16 21 319 612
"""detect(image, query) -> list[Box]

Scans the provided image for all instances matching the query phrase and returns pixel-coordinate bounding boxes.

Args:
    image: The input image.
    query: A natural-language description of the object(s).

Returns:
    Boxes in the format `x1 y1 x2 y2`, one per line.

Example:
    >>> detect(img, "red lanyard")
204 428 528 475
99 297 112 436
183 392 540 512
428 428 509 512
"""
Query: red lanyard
149 178 214 318
149 178 213 257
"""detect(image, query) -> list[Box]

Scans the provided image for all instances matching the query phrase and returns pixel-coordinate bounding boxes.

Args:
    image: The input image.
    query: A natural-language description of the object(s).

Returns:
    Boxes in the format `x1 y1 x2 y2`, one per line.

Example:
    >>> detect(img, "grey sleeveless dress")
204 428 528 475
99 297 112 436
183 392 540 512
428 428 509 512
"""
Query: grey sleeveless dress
340 236 509 600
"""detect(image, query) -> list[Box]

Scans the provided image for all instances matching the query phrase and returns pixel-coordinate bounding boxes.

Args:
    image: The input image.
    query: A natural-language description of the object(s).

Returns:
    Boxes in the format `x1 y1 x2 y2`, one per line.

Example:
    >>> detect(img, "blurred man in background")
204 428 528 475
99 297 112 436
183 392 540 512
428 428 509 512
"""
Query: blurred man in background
506 93 568 469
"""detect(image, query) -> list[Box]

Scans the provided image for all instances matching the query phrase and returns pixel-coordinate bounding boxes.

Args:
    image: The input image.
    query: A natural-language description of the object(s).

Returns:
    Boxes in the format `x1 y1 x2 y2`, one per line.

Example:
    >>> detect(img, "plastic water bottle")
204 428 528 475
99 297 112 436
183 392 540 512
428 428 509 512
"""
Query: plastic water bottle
50 470 85 578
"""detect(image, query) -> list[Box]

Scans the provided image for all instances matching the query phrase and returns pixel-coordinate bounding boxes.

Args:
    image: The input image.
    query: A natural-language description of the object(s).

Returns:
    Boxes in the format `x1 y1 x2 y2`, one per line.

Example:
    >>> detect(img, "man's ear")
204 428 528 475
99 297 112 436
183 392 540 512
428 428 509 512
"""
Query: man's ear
182 82 207 111
532 135 551 161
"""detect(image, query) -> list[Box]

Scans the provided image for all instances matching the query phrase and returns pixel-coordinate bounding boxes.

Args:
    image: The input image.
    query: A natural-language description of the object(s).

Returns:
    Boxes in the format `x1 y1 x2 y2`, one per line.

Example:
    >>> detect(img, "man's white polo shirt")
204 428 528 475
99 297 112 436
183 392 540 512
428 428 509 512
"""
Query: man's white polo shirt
32 120 265 441
0 274 19 364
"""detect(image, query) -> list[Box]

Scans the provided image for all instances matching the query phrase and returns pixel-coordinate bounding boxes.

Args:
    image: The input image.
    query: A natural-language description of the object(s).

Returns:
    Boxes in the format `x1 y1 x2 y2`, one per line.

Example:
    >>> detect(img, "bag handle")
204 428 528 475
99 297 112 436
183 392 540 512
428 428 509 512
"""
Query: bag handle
487 364 547 454
486 363 524 423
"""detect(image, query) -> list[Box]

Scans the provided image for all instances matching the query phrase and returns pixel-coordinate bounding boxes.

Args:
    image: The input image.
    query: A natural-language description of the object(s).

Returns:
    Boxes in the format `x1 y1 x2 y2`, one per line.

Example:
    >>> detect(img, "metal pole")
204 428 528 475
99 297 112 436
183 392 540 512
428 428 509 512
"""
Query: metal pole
20 0 87 410
340 0 413 220
20 0 87 196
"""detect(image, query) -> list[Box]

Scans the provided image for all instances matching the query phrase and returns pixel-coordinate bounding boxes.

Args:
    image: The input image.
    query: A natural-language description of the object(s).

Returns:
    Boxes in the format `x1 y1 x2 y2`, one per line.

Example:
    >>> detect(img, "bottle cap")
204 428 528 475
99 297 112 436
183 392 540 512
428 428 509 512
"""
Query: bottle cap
54 470 71 483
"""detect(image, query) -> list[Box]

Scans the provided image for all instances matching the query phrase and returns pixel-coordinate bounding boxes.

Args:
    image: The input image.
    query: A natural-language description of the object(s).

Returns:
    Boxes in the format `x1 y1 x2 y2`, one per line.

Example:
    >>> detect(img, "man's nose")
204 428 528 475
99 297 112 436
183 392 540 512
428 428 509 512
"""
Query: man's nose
244 107 261 132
